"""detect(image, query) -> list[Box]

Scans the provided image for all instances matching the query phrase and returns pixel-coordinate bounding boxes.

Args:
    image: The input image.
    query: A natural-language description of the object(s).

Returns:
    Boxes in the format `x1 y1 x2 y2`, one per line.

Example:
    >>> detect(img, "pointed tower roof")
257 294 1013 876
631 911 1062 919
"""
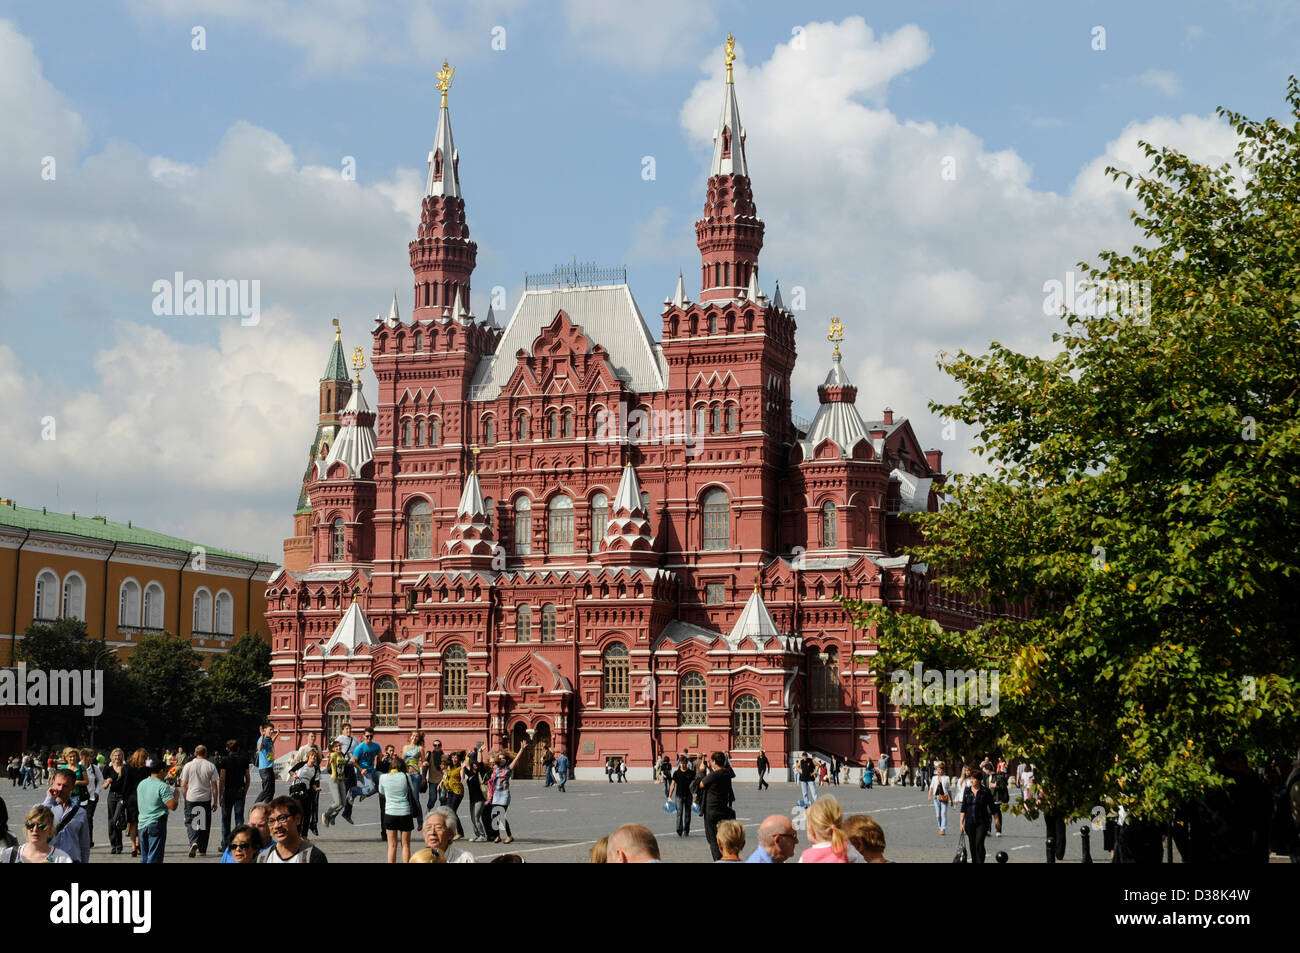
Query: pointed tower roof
388 292 401 326
596 463 656 566
451 287 466 323
771 281 784 310
672 272 687 308
711 35 749 177
425 61 462 199
318 379 377 479
727 585 782 649
443 466 496 566
799 335 872 461
324 597 378 654
745 266 760 300
483 304 499 329
321 320 349 381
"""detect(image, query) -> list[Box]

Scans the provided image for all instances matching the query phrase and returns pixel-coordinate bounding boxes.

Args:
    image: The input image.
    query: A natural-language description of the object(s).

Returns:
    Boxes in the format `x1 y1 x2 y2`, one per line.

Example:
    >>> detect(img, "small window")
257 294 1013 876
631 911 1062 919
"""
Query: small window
541 603 557 643
61 574 86 622
702 489 730 551
712 406 723 434
603 643 630 709
332 518 346 561
548 494 574 556
516 605 531 642
706 583 725 606
516 414 530 440
407 499 432 558
444 645 468 710
119 580 141 627
548 412 560 439
429 418 440 446
35 569 60 621
414 331 423 351
416 419 426 446
484 417 496 444
402 420 413 447
405 590 417 613
563 410 574 438
143 582 165 630
589 492 609 553
514 496 532 555
708 314 718 334
727 405 738 433
215 591 234 634
822 501 837 547
193 589 213 632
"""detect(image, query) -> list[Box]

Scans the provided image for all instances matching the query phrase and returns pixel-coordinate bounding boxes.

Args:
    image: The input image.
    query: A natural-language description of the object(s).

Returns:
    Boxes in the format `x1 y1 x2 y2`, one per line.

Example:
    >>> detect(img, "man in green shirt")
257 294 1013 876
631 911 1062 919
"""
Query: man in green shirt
136 756 178 863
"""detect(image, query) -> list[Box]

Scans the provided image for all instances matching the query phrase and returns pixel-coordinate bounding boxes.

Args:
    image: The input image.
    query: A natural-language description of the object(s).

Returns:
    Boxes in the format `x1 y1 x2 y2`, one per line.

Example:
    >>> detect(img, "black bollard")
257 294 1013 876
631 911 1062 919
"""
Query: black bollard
1080 824 1092 863
995 850 1008 863
1045 832 1056 863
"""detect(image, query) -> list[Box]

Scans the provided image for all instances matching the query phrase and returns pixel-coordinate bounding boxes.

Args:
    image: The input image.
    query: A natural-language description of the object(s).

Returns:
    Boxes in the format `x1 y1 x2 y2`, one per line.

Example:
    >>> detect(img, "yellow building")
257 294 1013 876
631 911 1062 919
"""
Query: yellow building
0 500 277 665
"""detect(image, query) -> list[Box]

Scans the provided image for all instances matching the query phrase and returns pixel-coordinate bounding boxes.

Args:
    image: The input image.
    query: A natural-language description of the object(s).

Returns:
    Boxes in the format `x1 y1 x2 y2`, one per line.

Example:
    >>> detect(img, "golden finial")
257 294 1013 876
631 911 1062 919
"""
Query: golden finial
352 586 360 603
332 317 341 341
827 316 844 357
724 35 736 84
351 346 366 382
471 446 480 473
436 60 455 108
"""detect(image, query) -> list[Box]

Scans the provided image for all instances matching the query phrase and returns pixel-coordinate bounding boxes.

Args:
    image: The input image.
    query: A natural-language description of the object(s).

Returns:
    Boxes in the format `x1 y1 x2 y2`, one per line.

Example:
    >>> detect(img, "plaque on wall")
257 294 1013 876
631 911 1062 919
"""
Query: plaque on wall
582 741 595 755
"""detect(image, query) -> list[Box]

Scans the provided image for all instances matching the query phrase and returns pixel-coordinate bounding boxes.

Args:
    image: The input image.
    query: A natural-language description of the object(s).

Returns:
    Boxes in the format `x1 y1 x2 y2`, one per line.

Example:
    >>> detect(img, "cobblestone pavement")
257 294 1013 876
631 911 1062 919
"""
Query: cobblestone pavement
3 777 1111 863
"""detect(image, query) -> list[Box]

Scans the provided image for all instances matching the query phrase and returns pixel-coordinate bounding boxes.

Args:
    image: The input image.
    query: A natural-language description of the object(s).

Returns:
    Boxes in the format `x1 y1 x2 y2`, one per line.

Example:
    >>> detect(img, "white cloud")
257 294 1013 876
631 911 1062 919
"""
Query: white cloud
1137 69 1181 96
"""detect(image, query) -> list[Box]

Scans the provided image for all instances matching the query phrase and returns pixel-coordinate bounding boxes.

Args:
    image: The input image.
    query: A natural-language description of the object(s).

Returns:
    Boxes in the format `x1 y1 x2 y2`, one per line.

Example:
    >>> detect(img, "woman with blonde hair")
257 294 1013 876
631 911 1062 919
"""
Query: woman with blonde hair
102 748 128 854
797 795 864 863
589 836 608 863
1 805 73 863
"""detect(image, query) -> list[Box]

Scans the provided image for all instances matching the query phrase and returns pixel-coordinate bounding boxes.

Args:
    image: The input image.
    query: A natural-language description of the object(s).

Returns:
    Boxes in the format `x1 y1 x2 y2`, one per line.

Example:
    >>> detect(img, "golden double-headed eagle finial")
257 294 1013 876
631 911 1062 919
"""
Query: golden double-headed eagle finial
351 346 366 381
724 35 736 84
827 317 845 357
436 60 455 108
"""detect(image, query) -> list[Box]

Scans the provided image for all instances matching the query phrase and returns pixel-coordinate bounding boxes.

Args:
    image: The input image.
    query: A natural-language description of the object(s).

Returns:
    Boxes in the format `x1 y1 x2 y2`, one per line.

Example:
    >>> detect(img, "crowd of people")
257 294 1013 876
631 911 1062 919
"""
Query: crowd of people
6 736 1295 864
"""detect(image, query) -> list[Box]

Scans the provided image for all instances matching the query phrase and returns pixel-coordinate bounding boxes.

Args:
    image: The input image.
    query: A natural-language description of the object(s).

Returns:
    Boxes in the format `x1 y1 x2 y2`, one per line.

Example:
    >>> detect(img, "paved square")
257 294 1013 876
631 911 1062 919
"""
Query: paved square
2 777 1095 863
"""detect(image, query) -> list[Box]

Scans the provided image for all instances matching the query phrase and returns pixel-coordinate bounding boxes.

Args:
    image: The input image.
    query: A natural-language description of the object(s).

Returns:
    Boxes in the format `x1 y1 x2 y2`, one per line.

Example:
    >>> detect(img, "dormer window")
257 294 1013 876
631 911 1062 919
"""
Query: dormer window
433 149 443 182
721 126 732 159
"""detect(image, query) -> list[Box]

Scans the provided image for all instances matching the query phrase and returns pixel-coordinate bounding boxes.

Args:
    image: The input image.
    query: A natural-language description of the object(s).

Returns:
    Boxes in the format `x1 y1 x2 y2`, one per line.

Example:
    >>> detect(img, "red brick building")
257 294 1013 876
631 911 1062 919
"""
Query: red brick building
264 54 986 779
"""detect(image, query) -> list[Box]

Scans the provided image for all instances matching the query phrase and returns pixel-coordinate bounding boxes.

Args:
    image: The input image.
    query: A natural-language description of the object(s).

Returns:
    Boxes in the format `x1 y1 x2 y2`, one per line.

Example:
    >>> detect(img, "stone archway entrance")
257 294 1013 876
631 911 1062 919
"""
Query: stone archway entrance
509 721 552 779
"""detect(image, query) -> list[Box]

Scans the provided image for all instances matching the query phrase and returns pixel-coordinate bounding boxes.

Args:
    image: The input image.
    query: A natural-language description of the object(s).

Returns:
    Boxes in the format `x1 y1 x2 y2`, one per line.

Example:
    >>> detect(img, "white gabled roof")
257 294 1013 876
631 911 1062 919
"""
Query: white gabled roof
890 468 933 513
727 588 782 649
468 284 665 400
323 599 378 654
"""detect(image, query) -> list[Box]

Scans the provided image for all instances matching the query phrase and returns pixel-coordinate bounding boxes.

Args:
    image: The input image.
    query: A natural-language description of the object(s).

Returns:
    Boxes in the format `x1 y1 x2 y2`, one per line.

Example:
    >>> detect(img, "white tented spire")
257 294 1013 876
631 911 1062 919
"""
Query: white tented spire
672 272 687 308
771 281 784 311
456 469 486 518
425 102 462 199
483 305 499 329
727 585 782 649
388 291 400 325
710 70 749 177
451 287 466 322
745 266 759 300
325 598 378 654
612 461 645 515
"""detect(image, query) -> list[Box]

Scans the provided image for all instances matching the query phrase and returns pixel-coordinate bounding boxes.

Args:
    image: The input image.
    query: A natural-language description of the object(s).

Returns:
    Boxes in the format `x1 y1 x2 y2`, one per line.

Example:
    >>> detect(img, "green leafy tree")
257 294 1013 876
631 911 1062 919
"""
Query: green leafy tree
125 632 209 748
204 633 272 747
845 79 1300 822
13 619 137 748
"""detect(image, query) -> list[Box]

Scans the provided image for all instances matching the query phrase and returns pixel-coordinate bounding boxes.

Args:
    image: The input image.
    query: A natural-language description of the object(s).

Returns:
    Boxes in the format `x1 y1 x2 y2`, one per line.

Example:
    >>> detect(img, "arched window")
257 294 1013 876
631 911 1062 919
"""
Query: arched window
416 419 426 446
513 496 532 555
733 694 762 749
414 331 423 351
332 518 346 561
483 416 496 444
548 494 574 555
119 580 141 627
484 497 495 534
61 573 86 622
193 588 213 633
602 643 630 709
34 569 59 621
708 314 718 334
516 413 530 441
727 404 738 433
589 491 608 553
811 646 840 711
326 699 351 742
562 410 574 438
541 603 557 642
325 390 332 413
429 418 440 446
406 499 432 558
401 420 413 447
374 675 399 728
822 502 837 547
702 489 730 551
444 645 468 710
681 672 707 726
143 582 165 630
215 590 234 635
695 405 707 435
712 405 723 434
548 411 560 439
515 605 531 642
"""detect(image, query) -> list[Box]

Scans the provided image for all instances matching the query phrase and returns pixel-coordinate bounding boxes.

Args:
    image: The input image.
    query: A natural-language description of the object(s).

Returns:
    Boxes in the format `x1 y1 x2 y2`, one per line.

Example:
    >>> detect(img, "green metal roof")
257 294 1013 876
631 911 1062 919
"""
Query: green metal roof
322 337 349 382
0 502 269 564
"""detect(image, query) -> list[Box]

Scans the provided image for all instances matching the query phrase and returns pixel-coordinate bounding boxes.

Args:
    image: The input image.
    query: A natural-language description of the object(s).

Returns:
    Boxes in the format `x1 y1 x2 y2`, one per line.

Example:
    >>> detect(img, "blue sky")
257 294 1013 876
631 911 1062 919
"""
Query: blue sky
1 0 1297 559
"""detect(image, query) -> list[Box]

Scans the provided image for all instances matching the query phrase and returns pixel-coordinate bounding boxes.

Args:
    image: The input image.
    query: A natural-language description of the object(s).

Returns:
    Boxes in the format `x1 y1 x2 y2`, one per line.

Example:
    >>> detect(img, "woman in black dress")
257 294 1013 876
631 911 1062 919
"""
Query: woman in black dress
122 748 151 858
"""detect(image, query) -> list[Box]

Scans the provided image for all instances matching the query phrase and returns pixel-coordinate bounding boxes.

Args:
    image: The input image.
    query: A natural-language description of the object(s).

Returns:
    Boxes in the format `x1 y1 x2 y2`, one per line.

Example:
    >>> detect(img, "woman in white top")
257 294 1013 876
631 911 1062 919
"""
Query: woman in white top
956 766 973 801
927 762 953 834
2 805 73 863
